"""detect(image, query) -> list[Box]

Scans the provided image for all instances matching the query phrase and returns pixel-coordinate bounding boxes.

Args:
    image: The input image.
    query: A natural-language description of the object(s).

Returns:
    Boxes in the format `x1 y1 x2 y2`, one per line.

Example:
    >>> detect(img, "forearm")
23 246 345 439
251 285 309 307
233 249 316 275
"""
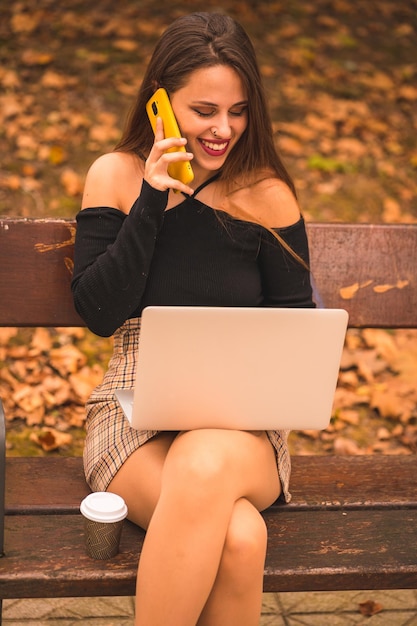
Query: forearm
71 181 168 336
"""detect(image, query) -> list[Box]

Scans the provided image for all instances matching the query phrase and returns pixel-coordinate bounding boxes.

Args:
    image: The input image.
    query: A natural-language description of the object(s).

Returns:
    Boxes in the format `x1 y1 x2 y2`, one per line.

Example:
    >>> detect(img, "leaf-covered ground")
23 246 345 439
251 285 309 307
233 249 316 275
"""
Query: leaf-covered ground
0 0 416 456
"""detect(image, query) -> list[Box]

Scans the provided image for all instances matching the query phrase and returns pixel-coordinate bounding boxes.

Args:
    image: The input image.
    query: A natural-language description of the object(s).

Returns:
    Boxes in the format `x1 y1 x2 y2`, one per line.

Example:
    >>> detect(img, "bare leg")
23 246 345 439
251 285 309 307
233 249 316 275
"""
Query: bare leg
196 497 268 626
108 431 177 529
109 429 280 626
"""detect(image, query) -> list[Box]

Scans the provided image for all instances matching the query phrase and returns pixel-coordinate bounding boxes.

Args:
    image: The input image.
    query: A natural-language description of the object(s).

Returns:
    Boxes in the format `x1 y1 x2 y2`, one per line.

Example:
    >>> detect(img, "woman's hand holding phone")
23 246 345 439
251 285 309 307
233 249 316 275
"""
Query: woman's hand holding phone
144 117 194 195
145 88 194 195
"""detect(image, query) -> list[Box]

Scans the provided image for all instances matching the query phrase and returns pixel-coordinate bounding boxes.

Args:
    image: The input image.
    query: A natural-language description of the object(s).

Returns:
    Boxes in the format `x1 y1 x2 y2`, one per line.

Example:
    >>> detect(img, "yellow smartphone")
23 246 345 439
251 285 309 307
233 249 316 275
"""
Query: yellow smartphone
146 88 194 186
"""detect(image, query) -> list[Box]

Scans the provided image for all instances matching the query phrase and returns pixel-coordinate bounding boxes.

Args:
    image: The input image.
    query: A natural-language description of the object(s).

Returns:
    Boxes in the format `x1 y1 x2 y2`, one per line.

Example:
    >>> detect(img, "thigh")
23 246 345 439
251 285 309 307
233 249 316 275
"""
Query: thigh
163 429 281 512
107 431 178 529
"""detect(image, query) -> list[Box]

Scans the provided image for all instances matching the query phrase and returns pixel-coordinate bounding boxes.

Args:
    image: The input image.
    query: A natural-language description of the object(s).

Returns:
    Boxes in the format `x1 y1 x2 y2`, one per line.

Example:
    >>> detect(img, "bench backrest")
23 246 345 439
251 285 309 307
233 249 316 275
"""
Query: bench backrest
0 218 416 328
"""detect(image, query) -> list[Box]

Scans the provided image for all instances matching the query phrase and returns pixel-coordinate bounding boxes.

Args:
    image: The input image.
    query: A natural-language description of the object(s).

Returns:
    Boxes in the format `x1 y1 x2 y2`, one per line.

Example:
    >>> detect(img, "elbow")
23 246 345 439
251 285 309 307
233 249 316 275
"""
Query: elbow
72 293 118 338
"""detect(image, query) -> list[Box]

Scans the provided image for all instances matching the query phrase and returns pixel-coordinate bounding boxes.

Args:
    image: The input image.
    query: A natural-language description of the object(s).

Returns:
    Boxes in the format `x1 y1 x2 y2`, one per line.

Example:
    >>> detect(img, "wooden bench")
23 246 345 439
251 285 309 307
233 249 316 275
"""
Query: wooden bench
1 218 417 622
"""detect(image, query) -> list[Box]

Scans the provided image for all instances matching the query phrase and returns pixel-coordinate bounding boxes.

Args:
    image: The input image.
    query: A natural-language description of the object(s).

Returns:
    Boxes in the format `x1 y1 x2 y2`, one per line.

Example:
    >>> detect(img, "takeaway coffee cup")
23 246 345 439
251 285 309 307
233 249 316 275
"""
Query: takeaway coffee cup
80 492 128 560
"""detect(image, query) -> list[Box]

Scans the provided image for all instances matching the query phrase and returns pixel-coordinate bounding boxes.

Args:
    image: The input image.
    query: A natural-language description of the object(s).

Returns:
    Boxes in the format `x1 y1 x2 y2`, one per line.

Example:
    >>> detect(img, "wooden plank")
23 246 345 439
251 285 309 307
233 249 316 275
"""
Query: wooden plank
1 509 417 599
0 515 141 599
5 458 90 515
6 456 417 515
307 223 417 328
0 219 83 327
263 507 417 592
1 219 417 328
288 455 417 510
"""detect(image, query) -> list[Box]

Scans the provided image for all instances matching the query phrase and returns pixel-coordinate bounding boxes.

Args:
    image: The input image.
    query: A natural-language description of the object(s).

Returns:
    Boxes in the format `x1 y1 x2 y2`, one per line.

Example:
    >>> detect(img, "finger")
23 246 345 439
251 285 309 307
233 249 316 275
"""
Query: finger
154 116 165 141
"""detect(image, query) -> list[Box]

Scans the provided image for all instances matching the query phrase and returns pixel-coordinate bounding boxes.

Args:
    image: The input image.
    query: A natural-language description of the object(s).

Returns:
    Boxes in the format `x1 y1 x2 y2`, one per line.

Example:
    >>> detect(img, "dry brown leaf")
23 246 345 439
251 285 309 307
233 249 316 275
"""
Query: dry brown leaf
41 375 72 407
12 386 45 413
383 197 401 221
0 328 18 345
21 50 54 66
10 12 42 34
64 405 86 428
31 327 53 353
69 364 104 404
112 39 138 52
55 327 86 339
370 382 416 422
88 124 120 144
333 387 367 410
50 344 86 376
278 136 304 156
41 70 75 89
339 280 373 300
336 137 367 157
338 370 360 388
358 600 383 616
362 328 399 361
30 428 73 452
60 168 83 196
333 436 363 455
8 345 29 359
337 409 360 426
398 85 417 101
24 407 46 426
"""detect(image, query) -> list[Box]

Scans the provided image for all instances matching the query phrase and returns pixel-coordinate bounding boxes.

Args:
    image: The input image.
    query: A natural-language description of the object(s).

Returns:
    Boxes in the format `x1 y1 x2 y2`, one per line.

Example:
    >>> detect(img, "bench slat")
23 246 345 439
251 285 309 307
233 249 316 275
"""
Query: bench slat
6 456 417 515
1 219 417 328
2 509 417 599
264 507 417 592
0 219 82 327
308 223 417 328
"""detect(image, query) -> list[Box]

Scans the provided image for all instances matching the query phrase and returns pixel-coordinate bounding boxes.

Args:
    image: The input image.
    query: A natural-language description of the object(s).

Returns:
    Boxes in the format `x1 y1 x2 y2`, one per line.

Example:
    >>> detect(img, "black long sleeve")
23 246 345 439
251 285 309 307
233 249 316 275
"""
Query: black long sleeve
71 180 168 337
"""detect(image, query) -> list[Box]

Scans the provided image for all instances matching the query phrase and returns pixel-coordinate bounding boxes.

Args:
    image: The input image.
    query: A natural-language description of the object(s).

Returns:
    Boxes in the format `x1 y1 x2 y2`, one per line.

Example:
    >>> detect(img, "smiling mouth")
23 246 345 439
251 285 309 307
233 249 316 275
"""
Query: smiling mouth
199 138 230 156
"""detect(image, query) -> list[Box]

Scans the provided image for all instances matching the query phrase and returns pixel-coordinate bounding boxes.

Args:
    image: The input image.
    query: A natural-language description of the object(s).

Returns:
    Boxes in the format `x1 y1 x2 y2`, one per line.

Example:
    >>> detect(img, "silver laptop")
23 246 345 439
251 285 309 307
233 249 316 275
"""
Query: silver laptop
115 306 348 431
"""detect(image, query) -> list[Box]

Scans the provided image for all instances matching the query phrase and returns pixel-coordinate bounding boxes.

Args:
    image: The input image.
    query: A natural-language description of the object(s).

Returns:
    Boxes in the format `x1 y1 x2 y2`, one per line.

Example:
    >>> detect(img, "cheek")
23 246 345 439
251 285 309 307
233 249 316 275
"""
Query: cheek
177 118 203 141
235 117 248 140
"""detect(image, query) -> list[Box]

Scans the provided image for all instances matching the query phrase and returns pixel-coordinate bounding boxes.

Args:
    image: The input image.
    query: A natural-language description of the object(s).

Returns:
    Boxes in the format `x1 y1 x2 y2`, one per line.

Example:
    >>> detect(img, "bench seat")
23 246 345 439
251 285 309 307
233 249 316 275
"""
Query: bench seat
2 455 416 601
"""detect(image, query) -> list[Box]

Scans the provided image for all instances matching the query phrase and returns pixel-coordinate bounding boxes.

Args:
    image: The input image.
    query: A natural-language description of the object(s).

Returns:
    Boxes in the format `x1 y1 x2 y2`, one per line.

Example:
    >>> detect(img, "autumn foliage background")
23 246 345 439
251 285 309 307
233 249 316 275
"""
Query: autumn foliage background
0 0 416 456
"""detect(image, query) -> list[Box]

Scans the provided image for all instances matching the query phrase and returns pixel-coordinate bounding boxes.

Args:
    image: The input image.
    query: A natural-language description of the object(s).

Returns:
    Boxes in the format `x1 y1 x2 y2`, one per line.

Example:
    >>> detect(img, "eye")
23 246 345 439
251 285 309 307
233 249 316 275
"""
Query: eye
229 106 248 117
192 108 215 118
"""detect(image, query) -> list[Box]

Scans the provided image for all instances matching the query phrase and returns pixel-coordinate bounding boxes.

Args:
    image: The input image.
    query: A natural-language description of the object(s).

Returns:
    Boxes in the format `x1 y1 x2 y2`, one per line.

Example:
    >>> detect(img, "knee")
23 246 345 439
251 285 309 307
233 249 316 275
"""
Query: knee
162 431 231 499
223 500 267 571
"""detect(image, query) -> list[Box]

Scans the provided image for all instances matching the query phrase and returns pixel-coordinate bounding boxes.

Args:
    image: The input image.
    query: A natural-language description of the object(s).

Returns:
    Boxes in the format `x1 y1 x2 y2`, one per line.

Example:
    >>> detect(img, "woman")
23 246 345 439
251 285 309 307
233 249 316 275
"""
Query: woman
72 12 315 626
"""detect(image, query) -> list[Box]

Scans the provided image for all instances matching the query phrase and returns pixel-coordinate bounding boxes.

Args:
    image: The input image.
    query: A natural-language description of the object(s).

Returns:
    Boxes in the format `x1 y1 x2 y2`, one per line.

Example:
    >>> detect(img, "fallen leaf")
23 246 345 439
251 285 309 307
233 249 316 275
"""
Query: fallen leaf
339 280 373 300
69 364 104 404
333 436 363 455
30 428 73 452
0 328 18 345
10 12 42 34
21 50 54 66
60 168 83 196
112 39 138 52
31 327 53 353
50 344 86 376
359 600 383 616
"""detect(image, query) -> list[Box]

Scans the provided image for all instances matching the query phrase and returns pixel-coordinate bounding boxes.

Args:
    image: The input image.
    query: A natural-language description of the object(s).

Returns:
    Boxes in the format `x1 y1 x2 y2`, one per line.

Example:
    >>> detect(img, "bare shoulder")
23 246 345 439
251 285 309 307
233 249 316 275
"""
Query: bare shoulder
224 177 301 228
81 152 144 213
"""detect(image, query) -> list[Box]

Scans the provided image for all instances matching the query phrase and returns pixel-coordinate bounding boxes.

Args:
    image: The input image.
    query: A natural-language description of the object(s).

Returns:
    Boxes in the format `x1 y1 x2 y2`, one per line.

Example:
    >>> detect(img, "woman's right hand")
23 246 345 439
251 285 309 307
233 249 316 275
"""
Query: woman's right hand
144 117 194 195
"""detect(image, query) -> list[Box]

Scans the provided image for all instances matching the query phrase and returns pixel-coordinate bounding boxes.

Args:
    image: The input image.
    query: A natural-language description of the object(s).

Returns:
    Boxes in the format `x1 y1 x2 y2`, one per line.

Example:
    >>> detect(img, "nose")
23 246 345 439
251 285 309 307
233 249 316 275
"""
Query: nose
214 113 232 139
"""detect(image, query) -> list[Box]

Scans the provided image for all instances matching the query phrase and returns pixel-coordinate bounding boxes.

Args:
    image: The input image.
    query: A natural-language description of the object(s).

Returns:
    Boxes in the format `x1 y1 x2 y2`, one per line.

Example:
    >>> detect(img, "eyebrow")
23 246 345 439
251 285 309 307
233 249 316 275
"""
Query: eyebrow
191 100 248 107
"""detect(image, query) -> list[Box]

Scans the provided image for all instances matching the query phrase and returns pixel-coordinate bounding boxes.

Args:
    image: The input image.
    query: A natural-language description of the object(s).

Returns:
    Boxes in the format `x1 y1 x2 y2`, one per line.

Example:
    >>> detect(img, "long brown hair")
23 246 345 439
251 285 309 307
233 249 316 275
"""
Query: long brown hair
115 12 295 197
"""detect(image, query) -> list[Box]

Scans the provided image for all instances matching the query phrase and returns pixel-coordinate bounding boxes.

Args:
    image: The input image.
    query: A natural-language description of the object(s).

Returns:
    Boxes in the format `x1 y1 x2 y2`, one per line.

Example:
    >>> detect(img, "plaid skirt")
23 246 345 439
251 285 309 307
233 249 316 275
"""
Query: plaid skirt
83 317 292 502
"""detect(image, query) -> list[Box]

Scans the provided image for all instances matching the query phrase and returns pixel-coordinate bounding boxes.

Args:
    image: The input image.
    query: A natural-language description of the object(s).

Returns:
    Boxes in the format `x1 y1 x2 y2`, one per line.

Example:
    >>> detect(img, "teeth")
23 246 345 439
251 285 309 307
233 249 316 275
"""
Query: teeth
202 140 228 151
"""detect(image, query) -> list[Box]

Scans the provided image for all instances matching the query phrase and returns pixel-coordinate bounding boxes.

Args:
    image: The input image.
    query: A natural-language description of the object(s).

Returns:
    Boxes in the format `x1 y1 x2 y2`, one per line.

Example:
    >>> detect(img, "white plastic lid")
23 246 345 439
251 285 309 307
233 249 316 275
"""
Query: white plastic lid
80 492 128 523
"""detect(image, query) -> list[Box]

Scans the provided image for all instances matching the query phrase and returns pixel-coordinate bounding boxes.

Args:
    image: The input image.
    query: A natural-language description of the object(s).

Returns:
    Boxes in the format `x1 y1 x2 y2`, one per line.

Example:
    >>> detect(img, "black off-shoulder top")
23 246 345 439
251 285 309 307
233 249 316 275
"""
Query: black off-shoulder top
71 179 315 337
